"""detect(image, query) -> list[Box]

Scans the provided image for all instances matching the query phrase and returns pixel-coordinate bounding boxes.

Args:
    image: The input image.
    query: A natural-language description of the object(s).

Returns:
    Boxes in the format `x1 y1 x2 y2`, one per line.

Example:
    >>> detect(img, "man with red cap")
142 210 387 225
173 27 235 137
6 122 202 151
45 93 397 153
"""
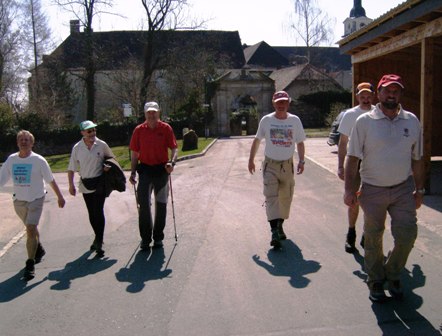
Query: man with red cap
248 90 306 249
344 74 424 302
337 82 375 253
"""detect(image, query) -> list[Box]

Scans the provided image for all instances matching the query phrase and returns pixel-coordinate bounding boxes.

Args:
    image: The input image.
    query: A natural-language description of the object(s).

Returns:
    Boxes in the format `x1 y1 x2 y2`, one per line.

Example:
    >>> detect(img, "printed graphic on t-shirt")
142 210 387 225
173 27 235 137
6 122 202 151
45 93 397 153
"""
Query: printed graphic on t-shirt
12 164 32 186
270 126 293 147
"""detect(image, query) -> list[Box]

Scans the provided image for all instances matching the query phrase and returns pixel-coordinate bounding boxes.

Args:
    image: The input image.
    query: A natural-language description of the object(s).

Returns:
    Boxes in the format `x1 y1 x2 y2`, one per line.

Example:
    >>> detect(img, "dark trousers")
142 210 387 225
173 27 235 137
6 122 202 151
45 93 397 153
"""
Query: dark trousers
82 192 106 243
137 170 169 243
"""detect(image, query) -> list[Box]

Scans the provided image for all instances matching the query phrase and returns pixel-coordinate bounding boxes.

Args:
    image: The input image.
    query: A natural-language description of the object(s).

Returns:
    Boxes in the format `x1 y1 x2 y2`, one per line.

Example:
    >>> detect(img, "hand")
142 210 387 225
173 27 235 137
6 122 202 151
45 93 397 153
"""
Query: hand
414 191 423 209
129 174 137 185
344 191 359 207
58 197 66 208
248 161 255 174
69 185 76 196
165 163 174 174
337 167 345 181
297 162 305 174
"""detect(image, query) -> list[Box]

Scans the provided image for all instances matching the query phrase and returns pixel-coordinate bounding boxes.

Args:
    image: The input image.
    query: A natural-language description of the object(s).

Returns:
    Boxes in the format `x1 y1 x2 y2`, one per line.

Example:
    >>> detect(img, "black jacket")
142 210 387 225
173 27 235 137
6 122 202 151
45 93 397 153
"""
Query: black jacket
101 157 126 197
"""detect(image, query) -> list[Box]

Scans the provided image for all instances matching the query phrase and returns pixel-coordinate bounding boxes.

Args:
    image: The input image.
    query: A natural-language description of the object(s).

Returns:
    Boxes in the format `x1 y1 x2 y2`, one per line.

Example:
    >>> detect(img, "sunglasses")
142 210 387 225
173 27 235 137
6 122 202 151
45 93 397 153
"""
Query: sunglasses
86 128 96 133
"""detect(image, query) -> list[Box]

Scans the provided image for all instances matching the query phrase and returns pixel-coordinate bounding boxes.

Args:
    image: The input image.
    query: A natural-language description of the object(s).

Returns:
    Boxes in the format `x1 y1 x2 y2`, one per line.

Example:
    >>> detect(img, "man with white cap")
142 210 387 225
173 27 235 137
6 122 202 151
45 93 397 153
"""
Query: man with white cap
129 101 177 250
337 82 375 253
248 91 306 249
344 74 424 302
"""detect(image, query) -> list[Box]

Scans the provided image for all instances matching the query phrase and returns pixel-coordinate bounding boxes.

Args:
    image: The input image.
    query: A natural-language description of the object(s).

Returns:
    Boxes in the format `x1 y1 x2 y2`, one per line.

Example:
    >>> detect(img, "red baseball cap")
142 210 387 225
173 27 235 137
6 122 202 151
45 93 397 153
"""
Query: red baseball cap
272 91 290 102
377 74 404 90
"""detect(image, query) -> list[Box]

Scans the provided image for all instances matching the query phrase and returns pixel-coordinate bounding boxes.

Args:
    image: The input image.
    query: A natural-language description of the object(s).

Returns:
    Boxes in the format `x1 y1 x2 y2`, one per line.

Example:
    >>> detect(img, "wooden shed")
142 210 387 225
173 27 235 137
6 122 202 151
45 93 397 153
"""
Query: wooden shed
338 0 442 193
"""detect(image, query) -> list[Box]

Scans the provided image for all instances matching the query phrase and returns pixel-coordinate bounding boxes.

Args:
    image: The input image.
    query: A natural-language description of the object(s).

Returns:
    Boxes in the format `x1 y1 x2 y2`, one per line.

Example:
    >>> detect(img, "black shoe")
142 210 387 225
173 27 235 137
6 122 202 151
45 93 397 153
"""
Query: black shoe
277 220 287 240
90 239 98 251
360 235 365 248
270 229 281 249
140 240 151 250
23 259 35 280
35 244 46 264
153 240 163 248
369 282 387 303
345 229 356 253
388 280 404 300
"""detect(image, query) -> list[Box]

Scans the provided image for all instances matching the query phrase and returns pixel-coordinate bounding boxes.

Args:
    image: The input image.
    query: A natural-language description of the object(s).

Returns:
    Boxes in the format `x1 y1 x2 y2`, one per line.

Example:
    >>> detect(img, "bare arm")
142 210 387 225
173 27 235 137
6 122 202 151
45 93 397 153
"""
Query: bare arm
129 151 139 185
296 141 305 174
344 155 360 207
337 134 349 181
412 158 425 209
49 180 66 208
67 170 76 196
248 138 261 174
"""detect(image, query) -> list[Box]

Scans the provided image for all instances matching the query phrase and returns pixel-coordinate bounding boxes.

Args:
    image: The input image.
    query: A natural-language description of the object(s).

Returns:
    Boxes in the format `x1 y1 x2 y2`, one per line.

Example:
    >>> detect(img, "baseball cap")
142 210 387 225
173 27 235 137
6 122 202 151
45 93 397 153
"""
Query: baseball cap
144 101 160 112
272 91 291 102
377 74 404 90
356 82 374 95
79 120 97 131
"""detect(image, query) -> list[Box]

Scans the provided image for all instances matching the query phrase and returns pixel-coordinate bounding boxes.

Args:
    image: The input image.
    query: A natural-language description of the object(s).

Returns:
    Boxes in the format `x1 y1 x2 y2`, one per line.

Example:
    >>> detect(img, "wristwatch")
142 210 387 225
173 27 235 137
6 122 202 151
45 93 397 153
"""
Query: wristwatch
299 160 305 165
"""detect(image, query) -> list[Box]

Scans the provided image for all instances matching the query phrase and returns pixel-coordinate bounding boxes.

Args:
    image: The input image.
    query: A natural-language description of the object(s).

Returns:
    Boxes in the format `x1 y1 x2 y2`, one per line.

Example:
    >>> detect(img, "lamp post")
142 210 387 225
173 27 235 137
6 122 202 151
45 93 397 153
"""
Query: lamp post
123 103 132 158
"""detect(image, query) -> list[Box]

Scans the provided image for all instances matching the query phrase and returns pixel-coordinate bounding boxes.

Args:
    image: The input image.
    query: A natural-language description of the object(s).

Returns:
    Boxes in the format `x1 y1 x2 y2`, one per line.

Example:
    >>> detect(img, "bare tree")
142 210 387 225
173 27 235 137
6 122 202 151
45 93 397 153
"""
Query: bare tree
0 0 22 105
52 0 114 120
138 0 206 118
288 0 335 61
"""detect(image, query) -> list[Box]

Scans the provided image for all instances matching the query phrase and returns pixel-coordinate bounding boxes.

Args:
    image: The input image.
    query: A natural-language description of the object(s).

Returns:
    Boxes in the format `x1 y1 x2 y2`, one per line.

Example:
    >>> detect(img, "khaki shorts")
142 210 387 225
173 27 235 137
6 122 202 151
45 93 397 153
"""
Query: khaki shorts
13 196 45 226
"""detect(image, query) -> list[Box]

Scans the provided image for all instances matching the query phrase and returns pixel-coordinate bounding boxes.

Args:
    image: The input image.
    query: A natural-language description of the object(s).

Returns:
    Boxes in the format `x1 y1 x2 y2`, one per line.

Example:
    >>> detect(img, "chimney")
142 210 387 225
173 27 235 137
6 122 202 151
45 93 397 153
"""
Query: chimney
70 20 80 34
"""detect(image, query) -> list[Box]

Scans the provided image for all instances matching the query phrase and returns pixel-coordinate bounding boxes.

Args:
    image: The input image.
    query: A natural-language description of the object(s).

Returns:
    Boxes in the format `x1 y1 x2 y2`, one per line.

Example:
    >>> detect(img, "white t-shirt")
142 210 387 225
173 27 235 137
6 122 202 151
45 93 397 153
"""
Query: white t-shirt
348 104 423 187
337 105 375 137
0 152 54 202
68 137 113 193
256 112 306 161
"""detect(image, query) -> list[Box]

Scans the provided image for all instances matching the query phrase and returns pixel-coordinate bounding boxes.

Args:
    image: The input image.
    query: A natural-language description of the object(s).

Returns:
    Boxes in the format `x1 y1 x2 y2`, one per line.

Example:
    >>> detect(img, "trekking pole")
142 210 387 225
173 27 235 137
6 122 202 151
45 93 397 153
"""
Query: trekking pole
169 174 178 242
133 183 139 214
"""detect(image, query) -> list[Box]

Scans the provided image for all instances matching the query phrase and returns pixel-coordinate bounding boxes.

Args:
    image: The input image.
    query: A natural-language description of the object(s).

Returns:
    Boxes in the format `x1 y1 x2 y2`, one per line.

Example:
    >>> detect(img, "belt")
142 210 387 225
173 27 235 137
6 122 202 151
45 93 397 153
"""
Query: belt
264 156 293 164
364 179 408 189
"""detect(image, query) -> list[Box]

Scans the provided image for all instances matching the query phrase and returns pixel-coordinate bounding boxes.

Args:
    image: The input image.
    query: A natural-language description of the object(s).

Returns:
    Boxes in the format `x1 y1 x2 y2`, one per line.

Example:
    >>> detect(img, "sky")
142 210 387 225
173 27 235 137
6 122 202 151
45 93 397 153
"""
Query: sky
44 0 405 47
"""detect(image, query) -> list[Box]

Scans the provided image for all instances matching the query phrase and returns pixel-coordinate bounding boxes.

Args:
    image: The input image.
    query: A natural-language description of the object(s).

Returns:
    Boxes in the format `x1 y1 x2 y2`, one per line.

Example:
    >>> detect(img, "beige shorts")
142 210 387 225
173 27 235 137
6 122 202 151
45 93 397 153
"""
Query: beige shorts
13 196 45 226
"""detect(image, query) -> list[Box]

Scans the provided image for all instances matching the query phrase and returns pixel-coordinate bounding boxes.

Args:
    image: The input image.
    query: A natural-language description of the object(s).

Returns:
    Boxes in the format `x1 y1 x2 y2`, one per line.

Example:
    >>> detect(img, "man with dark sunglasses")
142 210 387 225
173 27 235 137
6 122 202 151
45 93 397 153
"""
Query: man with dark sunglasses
67 120 114 256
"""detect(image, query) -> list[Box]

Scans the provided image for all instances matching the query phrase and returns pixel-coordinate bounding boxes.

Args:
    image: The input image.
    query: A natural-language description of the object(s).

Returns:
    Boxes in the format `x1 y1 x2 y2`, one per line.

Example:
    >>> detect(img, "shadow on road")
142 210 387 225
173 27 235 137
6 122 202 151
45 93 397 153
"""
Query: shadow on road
47 251 117 290
0 271 47 302
252 239 321 288
369 264 440 335
115 247 172 293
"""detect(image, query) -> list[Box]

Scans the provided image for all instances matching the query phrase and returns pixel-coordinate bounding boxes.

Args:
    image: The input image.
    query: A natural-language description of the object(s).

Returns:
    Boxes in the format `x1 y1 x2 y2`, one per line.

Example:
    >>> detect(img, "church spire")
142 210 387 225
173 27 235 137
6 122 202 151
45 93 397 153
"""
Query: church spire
350 0 366 18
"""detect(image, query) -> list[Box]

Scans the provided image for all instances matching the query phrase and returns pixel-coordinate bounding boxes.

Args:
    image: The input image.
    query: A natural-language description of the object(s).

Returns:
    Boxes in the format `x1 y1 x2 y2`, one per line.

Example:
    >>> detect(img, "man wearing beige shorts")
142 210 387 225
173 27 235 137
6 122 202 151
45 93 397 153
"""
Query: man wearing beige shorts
0 130 65 280
248 91 306 248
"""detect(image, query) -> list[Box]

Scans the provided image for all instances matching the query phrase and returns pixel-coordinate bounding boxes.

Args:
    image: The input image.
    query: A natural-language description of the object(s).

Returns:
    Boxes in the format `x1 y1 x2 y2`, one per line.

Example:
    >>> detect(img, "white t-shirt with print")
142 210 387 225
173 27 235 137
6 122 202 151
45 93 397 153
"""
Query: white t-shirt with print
256 112 306 161
0 152 54 202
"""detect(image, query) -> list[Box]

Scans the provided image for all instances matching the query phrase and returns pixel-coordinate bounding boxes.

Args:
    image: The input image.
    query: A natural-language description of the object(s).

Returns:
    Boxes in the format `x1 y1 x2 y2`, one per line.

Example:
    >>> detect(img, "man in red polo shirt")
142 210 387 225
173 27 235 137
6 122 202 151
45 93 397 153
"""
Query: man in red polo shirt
129 101 177 250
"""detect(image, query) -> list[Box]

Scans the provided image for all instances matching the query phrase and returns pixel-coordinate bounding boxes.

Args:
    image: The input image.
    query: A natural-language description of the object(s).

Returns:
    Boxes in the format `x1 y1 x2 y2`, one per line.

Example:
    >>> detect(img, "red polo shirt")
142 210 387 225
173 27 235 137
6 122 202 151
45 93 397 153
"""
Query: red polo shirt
129 121 177 165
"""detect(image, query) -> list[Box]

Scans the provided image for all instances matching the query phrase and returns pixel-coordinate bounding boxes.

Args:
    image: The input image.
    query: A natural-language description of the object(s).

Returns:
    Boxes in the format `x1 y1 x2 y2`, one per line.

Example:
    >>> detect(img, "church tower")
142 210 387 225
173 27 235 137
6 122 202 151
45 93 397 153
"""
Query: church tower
343 0 373 37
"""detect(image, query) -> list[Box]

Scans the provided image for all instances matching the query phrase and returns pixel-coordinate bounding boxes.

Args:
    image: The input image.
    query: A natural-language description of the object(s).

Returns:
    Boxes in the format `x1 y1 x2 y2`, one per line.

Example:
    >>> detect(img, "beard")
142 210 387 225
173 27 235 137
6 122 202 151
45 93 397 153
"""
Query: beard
381 101 399 110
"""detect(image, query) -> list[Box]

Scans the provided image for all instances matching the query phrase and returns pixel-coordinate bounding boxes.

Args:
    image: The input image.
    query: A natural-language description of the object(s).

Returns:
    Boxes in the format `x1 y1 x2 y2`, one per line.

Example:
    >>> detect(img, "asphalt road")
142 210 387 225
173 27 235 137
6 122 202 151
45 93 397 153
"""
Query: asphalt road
0 137 441 336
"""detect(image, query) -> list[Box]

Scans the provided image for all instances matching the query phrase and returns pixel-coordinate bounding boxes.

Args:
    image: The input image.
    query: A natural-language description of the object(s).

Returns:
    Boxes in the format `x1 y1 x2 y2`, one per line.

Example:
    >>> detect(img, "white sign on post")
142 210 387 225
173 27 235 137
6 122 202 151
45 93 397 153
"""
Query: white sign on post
123 103 132 118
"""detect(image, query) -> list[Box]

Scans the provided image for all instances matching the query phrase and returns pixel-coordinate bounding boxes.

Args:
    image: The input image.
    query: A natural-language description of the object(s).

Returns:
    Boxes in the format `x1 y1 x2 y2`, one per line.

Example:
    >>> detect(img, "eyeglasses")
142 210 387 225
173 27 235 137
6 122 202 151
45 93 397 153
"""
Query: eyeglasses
86 129 96 133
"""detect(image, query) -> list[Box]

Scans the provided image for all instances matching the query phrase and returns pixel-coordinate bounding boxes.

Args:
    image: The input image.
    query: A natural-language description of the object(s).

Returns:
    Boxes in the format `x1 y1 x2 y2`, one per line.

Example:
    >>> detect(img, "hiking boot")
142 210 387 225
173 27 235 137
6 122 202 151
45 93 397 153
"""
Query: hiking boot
153 240 164 248
388 280 404 300
369 282 387 303
35 243 46 264
360 234 365 249
277 220 287 240
270 229 281 249
23 259 35 280
345 229 356 253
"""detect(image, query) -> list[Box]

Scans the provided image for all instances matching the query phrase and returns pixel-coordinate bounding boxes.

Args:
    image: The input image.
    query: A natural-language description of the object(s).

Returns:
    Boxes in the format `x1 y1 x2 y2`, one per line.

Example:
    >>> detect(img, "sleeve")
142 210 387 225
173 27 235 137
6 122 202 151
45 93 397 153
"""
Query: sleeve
104 142 115 158
129 127 140 152
255 117 266 140
0 158 12 187
347 119 364 159
40 157 55 183
167 125 178 149
337 112 351 136
67 145 79 172
294 118 306 143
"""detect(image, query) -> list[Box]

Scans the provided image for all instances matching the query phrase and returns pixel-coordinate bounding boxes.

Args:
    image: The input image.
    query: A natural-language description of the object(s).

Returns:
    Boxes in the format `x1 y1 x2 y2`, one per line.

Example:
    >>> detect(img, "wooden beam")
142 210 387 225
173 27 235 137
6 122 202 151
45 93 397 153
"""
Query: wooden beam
421 38 434 193
351 16 442 63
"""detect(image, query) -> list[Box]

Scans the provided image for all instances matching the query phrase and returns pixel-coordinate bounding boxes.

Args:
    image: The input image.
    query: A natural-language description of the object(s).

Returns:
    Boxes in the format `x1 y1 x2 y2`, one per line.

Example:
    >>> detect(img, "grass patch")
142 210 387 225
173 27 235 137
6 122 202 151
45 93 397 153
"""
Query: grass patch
47 138 216 173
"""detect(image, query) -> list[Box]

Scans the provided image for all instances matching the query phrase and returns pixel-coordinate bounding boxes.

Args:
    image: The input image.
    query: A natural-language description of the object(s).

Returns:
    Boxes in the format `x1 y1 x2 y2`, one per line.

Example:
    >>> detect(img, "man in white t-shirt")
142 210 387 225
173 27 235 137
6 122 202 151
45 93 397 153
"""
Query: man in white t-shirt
337 82 375 253
0 130 65 280
248 91 306 249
